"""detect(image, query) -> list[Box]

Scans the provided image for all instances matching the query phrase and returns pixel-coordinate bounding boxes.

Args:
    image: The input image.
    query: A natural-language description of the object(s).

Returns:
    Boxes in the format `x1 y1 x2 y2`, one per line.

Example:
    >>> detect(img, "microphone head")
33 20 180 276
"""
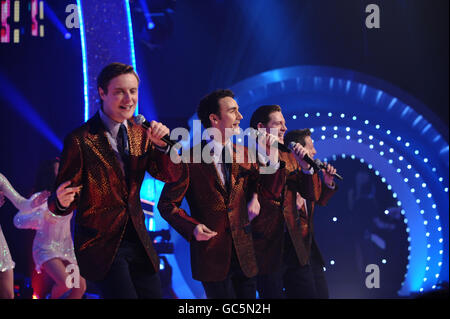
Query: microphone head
288 141 297 150
314 158 323 167
134 114 146 125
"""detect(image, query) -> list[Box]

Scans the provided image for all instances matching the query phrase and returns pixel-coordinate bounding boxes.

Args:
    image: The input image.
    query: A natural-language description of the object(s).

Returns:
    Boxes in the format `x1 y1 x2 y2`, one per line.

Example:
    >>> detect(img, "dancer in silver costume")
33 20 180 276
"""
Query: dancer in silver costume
14 159 86 299
0 173 47 299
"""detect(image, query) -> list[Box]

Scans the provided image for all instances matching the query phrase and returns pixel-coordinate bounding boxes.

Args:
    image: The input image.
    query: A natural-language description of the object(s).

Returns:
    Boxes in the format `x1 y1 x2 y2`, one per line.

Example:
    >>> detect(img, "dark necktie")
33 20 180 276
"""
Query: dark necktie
221 145 232 191
117 123 129 173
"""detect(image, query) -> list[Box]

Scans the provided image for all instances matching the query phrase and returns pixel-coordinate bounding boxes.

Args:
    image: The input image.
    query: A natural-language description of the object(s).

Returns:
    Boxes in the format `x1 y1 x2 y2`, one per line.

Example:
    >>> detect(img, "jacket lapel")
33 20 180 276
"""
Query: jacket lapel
85 113 128 191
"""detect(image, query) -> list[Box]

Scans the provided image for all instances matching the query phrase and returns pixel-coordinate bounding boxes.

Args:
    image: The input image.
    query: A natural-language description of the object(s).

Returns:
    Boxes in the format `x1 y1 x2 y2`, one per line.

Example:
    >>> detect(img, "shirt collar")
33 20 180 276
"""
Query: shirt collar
99 108 128 139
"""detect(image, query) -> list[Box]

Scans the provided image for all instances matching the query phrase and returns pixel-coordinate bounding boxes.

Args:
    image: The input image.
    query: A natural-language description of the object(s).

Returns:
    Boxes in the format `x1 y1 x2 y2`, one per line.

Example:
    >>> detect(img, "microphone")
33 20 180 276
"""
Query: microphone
135 114 175 147
314 159 343 180
249 128 291 153
288 142 320 171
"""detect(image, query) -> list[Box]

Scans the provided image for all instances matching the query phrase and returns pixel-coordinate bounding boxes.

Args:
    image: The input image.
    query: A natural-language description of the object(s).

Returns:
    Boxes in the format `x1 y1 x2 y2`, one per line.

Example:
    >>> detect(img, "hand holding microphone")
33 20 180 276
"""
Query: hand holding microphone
314 158 343 181
288 142 343 181
288 142 318 171
135 114 174 148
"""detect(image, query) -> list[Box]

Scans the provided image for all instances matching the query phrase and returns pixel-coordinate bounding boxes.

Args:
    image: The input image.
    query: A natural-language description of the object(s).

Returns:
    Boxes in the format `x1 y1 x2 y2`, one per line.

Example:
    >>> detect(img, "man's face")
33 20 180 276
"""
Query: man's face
303 136 317 159
260 111 287 144
210 96 243 141
99 73 139 123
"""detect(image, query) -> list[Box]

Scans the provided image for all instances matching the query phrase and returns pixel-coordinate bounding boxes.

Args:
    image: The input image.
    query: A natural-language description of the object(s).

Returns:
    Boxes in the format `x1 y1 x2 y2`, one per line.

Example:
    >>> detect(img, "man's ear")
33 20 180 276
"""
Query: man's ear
209 113 219 126
98 87 106 100
257 123 266 130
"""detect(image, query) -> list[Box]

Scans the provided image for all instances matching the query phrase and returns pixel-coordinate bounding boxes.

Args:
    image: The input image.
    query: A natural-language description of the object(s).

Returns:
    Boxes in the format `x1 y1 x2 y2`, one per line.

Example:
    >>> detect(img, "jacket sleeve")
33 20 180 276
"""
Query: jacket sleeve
157 166 199 242
146 144 185 183
48 133 83 216
316 181 338 206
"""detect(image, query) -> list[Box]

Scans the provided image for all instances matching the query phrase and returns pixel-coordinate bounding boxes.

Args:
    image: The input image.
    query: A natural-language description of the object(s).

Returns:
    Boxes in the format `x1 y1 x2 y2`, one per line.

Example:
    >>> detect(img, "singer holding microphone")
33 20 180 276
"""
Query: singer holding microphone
249 105 337 299
283 128 338 298
48 62 184 298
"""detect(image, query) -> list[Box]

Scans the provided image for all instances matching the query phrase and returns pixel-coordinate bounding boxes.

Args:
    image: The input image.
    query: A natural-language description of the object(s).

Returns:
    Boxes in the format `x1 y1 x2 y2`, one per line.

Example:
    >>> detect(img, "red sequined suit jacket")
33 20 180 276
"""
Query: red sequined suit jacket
157 142 286 282
48 113 184 281
252 150 336 274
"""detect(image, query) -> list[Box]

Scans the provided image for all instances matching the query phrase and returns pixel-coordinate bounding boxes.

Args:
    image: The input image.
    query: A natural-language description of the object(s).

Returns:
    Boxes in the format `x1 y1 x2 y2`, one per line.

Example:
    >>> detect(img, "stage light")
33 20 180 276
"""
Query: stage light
352 116 357 120
379 141 384 146
405 142 410 147
424 220 428 225
330 260 335 265
304 113 309 118
292 115 297 119
332 217 337 222
44 2 72 39
382 259 387 264
316 112 320 117
328 112 332 117
340 113 345 118
321 126 326 131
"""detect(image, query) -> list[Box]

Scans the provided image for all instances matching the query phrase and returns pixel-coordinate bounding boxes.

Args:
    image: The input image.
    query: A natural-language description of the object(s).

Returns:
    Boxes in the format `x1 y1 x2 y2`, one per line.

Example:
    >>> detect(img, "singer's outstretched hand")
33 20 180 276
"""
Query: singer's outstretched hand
147 120 170 148
290 143 312 170
322 163 337 187
193 224 218 241
56 181 82 209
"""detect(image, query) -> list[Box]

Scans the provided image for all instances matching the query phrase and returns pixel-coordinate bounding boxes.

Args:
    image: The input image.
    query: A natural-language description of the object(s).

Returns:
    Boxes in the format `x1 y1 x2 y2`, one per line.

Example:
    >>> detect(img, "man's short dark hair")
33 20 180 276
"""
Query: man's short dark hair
249 105 282 129
284 128 312 147
97 62 140 107
197 89 235 128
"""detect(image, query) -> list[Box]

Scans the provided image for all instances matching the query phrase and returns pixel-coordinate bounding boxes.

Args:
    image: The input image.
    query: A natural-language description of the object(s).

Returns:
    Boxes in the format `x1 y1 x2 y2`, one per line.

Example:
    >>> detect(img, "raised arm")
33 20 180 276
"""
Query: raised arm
0 172 30 212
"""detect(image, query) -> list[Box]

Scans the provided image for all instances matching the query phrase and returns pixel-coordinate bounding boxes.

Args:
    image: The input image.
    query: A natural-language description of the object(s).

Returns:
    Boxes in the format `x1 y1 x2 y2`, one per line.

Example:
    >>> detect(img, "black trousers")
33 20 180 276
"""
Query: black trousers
95 224 162 299
283 233 329 299
257 233 329 299
202 245 257 299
